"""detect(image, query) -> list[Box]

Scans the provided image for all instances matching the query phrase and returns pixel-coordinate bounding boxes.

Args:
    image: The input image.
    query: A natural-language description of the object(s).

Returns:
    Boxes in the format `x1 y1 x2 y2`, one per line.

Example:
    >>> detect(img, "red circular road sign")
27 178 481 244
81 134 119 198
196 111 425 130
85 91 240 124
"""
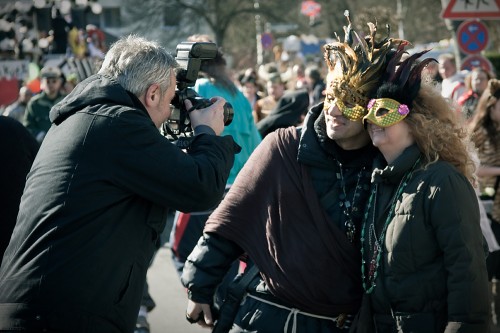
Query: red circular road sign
461 54 494 73
456 20 489 55
301 1 321 17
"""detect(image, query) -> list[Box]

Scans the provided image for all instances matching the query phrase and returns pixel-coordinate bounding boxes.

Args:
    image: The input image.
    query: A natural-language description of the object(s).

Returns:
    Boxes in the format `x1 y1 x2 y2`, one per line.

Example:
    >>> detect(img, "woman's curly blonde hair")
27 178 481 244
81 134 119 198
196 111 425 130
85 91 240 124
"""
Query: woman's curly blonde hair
406 82 477 183
371 45 477 184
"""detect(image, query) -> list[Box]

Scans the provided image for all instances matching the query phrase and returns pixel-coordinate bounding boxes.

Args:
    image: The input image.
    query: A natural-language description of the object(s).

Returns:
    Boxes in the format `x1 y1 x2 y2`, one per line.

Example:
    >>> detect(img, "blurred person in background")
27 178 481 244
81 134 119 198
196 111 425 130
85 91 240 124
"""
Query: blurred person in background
0 116 38 262
469 79 500 329
23 66 64 142
167 33 262 333
305 65 326 107
63 72 79 94
169 33 261 285
291 63 307 90
438 53 466 104
253 72 286 122
2 85 32 122
68 26 87 58
239 73 261 114
255 88 309 138
458 67 495 123
51 9 69 54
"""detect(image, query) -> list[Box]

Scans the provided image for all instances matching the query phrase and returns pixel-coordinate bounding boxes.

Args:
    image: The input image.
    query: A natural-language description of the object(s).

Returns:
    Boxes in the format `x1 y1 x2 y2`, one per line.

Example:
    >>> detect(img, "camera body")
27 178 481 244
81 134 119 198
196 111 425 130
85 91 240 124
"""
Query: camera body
165 41 233 140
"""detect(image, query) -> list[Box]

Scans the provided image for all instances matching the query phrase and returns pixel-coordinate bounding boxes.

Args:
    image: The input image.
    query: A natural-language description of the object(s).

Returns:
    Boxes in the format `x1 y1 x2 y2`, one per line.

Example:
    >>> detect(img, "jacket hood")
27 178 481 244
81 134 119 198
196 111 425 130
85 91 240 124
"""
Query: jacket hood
50 74 145 125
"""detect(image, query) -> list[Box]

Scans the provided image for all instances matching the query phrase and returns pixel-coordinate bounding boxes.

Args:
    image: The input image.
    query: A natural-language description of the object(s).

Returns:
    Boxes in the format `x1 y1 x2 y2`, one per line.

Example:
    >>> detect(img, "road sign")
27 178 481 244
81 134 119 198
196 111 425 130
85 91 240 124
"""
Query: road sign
456 20 489 54
461 54 494 73
261 33 274 50
441 0 500 19
301 1 321 17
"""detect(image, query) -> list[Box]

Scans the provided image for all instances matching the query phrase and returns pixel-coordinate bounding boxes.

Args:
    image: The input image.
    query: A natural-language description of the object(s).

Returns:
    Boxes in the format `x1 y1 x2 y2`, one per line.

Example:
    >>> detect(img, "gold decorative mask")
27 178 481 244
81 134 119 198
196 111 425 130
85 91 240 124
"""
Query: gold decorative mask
323 94 366 121
363 98 410 127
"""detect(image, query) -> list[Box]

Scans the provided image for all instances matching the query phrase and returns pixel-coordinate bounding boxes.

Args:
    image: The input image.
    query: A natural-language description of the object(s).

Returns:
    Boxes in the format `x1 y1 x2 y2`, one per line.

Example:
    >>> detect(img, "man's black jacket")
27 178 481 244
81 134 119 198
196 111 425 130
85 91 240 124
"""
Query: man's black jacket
0 74 239 333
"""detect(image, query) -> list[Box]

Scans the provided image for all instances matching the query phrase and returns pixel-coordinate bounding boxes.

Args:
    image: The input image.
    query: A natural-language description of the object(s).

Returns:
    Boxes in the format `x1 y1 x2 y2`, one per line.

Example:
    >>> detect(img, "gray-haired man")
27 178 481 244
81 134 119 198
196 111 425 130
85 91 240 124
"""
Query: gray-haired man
0 35 239 333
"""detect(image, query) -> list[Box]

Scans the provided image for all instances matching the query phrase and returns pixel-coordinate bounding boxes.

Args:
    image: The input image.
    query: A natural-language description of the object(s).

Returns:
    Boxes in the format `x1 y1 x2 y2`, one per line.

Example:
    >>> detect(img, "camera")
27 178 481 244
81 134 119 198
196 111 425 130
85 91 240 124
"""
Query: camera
163 41 234 141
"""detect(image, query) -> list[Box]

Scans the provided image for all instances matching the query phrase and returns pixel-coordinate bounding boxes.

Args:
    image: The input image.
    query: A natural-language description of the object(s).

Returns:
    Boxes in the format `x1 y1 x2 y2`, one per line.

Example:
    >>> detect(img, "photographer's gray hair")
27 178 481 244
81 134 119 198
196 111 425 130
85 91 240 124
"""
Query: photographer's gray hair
98 35 178 98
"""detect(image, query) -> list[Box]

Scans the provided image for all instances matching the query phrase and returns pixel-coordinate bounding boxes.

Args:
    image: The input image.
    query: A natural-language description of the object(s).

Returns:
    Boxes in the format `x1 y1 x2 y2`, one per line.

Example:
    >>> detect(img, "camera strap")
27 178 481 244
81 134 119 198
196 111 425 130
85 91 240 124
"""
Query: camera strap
229 264 259 301
212 264 259 333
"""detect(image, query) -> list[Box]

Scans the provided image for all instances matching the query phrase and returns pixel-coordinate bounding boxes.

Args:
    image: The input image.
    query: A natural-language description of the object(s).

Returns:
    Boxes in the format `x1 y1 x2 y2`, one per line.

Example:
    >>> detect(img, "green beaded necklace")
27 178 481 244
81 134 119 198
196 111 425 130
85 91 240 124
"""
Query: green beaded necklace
361 157 421 294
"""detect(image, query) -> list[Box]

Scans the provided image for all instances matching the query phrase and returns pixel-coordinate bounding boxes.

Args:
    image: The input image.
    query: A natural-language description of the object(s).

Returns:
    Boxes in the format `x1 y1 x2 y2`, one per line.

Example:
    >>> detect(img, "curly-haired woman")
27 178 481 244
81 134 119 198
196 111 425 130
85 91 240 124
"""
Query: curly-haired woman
360 52 489 332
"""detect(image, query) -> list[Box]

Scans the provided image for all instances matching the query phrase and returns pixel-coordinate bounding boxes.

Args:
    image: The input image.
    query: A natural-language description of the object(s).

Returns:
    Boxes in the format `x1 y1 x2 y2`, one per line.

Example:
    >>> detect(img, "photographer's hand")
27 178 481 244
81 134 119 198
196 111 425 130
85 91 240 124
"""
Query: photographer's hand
186 299 214 328
186 97 226 136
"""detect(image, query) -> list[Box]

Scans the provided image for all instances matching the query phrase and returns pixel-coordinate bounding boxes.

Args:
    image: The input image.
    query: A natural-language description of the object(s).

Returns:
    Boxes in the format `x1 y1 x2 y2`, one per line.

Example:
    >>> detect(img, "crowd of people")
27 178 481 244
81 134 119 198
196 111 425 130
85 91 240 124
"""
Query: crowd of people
1 6 500 333
0 3 106 122
0 3 106 61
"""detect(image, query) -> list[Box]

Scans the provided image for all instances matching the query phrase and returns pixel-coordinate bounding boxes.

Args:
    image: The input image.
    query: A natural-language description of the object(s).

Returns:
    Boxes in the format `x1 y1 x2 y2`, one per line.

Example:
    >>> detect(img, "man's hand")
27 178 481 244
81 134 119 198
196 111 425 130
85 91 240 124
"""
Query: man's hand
186 97 226 136
186 299 215 328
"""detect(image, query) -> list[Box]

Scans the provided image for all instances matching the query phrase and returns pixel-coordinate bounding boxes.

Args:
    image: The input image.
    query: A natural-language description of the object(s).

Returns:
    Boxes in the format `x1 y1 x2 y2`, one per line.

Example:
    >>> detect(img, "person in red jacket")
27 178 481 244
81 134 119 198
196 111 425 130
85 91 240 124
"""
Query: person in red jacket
458 67 495 123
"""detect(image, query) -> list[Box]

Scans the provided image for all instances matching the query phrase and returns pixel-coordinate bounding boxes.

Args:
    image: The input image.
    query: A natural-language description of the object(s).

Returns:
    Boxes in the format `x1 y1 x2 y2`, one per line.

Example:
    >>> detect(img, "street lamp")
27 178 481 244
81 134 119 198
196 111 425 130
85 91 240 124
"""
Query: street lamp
254 1 263 66
396 0 405 40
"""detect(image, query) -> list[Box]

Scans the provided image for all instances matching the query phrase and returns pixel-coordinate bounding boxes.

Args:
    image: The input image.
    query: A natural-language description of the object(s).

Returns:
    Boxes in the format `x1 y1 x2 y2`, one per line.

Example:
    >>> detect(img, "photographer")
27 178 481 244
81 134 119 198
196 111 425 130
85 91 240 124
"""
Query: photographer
0 35 240 333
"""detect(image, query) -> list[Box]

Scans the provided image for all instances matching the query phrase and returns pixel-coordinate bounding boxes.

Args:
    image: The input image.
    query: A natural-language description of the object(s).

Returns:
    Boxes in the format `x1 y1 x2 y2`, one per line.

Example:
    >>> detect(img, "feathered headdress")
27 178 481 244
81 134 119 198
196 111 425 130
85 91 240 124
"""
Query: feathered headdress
323 10 407 108
362 49 436 127
374 49 436 105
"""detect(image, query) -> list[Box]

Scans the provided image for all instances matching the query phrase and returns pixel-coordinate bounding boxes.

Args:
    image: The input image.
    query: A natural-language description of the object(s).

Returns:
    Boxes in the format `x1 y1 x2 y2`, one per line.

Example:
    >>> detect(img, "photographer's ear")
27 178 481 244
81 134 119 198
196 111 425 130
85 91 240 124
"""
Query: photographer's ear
143 83 161 108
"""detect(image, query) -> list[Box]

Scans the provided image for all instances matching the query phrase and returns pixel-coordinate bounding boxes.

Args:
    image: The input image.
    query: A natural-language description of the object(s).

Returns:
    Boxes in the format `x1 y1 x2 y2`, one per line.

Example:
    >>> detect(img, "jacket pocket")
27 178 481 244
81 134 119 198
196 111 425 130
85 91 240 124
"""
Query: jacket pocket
114 264 135 305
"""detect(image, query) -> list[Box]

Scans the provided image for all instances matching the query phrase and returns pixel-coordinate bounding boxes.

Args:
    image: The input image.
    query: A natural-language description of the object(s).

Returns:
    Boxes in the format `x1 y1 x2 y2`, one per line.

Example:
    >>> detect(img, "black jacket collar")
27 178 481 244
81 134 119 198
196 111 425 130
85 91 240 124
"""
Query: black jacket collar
297 102 378 169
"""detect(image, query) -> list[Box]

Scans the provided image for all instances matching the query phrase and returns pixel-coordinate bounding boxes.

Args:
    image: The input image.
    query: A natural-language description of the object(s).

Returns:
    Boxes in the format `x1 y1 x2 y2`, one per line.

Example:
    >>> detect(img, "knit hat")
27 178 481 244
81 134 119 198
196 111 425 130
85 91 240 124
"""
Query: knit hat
40 66 62 79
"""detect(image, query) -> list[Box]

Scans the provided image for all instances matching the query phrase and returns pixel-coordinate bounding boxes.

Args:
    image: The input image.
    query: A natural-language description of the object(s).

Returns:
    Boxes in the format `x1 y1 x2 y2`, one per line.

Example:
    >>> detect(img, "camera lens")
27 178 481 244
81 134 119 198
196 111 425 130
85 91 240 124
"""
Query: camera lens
223 102 233 126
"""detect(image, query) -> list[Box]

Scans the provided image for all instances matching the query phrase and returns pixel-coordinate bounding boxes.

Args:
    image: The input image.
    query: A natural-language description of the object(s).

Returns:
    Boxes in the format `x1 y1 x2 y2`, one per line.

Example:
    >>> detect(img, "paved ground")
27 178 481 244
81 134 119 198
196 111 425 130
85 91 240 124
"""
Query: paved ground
146 244 206 333
141 211 206 333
